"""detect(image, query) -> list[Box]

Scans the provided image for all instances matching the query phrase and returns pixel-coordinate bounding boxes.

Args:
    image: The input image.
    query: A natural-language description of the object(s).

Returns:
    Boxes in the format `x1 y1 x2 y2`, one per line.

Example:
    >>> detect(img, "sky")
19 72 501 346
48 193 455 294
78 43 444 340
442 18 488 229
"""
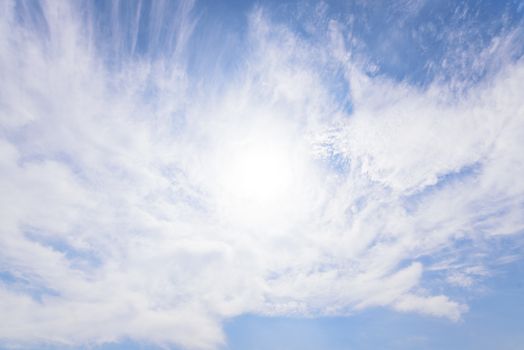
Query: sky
0 0 524 349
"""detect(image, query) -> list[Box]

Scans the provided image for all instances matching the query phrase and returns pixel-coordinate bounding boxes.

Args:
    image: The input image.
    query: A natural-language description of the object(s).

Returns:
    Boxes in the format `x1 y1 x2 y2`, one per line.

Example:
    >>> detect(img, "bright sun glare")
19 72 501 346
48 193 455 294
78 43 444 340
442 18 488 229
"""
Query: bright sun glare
209 121 312 225
225 142 292 203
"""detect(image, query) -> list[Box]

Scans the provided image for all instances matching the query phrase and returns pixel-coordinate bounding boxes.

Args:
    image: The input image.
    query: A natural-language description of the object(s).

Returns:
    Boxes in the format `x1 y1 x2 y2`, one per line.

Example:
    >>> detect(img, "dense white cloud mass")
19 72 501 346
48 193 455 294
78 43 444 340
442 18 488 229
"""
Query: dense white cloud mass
0 1 523 349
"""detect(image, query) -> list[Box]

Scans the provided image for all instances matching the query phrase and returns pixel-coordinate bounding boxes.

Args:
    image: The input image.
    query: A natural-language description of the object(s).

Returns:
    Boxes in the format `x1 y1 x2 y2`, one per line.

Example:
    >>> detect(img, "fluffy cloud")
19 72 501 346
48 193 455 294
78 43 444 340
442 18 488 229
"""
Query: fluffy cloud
0 1 523 349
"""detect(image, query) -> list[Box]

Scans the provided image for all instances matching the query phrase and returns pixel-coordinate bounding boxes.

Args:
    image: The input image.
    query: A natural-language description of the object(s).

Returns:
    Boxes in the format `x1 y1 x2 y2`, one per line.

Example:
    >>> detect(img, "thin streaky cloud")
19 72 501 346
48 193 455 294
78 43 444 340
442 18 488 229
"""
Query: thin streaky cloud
0 1 523 349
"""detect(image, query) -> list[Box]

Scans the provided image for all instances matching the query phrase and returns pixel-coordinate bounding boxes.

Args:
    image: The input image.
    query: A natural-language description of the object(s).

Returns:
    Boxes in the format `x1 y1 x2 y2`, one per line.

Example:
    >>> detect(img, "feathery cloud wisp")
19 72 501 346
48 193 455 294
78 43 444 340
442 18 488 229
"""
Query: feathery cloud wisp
1 1 523 349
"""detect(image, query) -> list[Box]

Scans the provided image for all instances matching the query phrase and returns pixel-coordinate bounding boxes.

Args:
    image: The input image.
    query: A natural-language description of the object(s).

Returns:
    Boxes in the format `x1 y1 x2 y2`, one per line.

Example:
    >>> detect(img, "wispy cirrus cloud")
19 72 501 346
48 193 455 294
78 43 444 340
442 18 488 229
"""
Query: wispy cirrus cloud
0 1 523 349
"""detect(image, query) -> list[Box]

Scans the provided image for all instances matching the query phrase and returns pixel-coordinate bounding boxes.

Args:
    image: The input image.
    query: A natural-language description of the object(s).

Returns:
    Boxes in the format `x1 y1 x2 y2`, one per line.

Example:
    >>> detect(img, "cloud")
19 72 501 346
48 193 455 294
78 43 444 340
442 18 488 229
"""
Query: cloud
393 294 468 322
0 1 523 349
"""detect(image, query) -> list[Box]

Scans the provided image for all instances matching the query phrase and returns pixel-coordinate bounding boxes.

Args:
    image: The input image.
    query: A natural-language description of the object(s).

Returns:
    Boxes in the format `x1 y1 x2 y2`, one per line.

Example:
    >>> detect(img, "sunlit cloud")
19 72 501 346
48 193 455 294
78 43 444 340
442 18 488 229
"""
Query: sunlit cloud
0 1 523 349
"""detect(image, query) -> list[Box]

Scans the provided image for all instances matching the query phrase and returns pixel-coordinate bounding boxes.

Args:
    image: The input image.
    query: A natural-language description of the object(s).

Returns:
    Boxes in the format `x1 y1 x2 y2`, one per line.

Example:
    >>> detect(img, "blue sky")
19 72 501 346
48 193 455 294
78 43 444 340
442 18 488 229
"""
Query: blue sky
1 0 524 349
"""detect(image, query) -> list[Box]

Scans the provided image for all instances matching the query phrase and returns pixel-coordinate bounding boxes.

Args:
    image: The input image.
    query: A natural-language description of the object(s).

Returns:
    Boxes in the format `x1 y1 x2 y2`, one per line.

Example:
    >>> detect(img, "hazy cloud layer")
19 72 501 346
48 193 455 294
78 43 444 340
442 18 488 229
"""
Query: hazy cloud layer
0 1 523 349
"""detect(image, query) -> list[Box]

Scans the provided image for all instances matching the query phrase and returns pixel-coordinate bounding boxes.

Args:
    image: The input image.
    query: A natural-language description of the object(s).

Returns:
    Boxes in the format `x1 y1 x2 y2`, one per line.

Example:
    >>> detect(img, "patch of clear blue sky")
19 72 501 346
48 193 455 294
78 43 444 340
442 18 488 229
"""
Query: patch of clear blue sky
7 0 524 349
252 0 524 86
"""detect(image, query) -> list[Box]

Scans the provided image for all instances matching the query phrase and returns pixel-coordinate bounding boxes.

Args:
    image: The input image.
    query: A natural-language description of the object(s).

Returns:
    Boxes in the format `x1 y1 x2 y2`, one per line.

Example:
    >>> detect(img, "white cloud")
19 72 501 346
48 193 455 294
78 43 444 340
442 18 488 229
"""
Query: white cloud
393 294 468 322
0 1 523 349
